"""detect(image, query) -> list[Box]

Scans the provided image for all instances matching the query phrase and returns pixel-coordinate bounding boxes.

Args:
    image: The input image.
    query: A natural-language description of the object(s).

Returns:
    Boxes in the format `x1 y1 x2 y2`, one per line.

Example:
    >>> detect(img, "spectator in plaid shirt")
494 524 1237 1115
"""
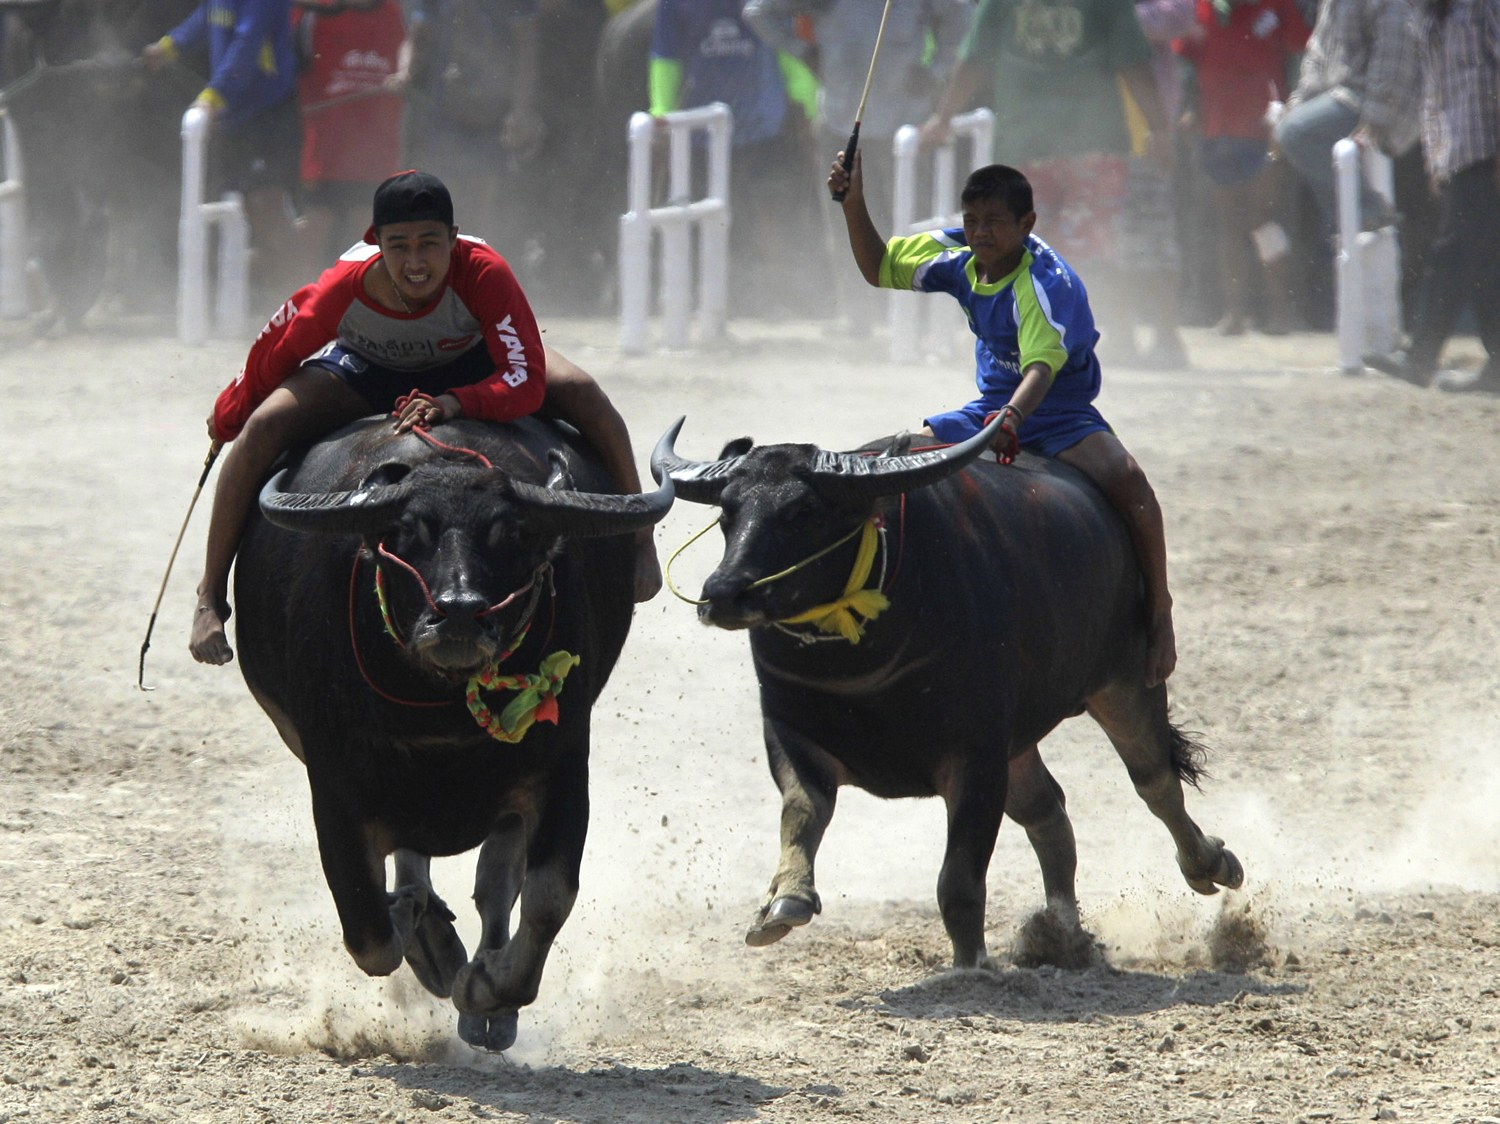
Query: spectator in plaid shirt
1273 0 1420 232
1363 0 1499 392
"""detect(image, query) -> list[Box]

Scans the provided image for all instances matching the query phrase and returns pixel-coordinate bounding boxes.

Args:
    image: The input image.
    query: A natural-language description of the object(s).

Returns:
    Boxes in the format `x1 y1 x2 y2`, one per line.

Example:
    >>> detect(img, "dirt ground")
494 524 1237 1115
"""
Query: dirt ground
2 310 1498 1124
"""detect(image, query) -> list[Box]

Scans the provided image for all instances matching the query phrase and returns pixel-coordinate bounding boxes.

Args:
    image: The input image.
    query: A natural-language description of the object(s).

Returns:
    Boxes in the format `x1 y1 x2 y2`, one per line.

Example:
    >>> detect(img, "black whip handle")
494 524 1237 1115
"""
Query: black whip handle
831 122 861 204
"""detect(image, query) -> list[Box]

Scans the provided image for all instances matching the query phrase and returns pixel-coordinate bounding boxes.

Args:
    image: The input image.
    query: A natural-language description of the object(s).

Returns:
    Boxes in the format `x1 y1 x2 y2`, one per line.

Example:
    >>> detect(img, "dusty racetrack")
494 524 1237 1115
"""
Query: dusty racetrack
2 315 1498 1123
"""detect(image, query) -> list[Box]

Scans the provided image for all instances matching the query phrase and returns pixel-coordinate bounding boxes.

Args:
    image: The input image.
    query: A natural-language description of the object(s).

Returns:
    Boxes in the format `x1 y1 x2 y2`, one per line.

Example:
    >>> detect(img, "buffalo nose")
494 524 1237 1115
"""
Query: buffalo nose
700 568 750 606
435 589 489 624
699 568 763 628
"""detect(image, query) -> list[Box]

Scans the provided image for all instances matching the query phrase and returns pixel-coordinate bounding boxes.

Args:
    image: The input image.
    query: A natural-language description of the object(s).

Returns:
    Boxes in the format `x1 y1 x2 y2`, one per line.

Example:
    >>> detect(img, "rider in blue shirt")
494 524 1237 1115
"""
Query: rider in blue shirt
830 153 1179 687
884 223 1108 457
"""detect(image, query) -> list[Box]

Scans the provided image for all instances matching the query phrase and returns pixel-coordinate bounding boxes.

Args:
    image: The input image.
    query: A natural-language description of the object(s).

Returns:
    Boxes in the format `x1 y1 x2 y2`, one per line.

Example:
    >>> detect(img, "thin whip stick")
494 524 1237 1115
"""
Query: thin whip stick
137 441 220 690
830 0 897 203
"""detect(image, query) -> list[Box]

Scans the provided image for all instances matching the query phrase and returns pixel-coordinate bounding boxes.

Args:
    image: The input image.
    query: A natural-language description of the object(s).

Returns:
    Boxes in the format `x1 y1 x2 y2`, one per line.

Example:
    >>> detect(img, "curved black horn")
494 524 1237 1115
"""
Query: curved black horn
650 416 745 505
508 419 679 538
807 412 1006 501
258 467 416 535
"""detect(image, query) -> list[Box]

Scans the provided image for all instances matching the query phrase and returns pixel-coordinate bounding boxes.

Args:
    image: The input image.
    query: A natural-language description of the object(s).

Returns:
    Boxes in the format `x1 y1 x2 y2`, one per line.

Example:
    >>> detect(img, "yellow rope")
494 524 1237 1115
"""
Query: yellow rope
664 517 720 605
665 515 890 643
775 520 889 643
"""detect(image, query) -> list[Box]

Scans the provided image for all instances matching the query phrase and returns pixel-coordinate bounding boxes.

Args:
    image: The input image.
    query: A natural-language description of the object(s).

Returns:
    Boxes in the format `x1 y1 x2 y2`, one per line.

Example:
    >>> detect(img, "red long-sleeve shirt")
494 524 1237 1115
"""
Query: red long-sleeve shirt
213 236 545 440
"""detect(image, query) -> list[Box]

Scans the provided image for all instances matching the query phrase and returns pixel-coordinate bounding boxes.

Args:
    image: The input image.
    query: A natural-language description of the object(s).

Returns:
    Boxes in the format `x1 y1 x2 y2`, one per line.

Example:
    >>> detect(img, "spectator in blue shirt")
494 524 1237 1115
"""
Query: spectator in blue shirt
143 0 302 301
650 0 823 318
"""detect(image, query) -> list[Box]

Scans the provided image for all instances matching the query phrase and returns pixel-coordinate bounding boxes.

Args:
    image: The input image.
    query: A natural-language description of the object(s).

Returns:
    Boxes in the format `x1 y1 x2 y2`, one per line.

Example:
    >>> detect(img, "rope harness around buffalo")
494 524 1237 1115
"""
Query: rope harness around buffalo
666 499 906 645
341 404 581 742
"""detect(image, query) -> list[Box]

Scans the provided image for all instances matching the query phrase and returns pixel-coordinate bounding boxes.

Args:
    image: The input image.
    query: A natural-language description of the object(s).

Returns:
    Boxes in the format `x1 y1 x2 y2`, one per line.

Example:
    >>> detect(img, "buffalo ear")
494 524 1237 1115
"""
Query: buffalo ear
880 432 914 457
543 449 575 491
719 437 753 458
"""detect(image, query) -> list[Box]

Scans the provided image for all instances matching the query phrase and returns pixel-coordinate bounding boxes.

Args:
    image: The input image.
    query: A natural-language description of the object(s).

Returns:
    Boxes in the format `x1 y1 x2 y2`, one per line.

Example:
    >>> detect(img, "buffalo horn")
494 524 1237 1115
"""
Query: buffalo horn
649 416 744 504
654 414 1005 506
807 412 1006 501
508 419 679 537
258 467 416 535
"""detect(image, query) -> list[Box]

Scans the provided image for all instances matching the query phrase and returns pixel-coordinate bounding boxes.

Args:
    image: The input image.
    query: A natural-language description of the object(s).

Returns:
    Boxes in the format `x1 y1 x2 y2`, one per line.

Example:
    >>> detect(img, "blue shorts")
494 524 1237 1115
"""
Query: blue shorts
925 399 1112 458
304 343 496 413
1200 137 1269 187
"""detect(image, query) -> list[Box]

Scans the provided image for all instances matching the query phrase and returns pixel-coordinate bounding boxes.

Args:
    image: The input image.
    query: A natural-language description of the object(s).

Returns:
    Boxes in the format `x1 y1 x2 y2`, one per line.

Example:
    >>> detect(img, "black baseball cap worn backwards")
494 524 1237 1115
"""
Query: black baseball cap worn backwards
363 170 454 243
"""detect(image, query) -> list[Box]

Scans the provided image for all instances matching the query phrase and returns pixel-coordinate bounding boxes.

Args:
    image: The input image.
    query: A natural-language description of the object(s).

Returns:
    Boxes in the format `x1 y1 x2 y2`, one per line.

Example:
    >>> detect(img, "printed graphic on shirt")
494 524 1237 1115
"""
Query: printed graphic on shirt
1013 1 1085 58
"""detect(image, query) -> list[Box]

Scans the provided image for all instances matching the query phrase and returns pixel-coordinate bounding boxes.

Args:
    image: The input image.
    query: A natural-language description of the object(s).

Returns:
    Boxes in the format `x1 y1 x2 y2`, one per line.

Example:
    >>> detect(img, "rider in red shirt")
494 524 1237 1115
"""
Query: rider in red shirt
191 170 662 664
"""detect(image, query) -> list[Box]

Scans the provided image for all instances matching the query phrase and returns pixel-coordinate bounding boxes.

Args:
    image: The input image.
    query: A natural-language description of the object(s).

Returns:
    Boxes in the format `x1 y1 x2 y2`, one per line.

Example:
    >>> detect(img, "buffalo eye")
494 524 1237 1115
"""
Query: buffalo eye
780 493 824 528
410 515 439 548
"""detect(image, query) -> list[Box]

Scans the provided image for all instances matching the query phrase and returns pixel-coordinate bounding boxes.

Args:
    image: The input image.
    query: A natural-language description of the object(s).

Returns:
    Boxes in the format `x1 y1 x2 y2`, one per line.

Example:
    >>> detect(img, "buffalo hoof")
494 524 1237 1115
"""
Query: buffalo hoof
403 894 469 999
458 1010 519 1053
745 893 821 948
1179 839 1246 895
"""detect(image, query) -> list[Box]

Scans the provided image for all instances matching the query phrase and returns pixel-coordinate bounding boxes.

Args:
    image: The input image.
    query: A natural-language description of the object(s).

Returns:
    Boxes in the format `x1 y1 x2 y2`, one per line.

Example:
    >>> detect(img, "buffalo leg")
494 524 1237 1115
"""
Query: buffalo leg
452 767 587 1051
936 762 1006 969
309 785 405 977
746 722 836 947
391 850 468 999
1006 746 1099 968
1086 683 1245 894
1004 744 1080 926
455 816 527 1051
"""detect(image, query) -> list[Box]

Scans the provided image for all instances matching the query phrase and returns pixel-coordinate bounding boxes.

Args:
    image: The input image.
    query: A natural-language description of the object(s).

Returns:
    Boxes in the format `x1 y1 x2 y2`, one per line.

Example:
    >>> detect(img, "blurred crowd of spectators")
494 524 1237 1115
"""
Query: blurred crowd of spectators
0 0 1494 386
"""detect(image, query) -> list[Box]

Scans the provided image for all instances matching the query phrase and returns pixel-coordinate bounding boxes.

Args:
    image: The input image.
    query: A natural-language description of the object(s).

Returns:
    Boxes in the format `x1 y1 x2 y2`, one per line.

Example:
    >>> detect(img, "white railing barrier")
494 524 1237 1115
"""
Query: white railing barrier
889 108 995 363
618 103 731 355
0 109 27 319
178 105 249 345
1334 138 1401 373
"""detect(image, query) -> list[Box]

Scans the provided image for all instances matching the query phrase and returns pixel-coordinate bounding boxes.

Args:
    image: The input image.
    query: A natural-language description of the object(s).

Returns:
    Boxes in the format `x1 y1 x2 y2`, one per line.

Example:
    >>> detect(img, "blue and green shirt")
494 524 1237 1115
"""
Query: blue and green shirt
881 228 1110 453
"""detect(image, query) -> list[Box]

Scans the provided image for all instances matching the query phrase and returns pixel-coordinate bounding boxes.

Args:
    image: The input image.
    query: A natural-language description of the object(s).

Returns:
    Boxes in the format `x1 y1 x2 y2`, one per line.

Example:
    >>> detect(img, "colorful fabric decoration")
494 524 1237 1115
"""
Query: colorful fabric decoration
465 650 581 744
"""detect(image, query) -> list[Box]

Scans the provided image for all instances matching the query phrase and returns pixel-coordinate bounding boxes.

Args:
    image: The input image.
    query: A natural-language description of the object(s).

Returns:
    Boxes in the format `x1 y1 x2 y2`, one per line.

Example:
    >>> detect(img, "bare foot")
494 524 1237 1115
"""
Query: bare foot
633 534 662 603
1145 611 1176 687
190 599 234 665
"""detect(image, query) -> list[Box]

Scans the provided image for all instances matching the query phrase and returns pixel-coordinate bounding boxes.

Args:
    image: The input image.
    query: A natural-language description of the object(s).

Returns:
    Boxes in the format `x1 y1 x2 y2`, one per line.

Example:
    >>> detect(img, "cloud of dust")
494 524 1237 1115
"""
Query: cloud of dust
1195 715 1500 900
213 715 788 1067
211 690 1497 1062
217 758 472 1064
1059 714 1500 968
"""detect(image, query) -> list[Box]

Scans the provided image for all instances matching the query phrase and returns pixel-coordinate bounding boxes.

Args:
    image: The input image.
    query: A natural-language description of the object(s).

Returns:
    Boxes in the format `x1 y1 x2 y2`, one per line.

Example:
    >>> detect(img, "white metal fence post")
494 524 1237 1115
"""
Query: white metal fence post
0 109 27 319
1334 138 1401 373
888 109 995 363
619 112 655 355
178 105 249 344
698 108 730 343
617 103 732 355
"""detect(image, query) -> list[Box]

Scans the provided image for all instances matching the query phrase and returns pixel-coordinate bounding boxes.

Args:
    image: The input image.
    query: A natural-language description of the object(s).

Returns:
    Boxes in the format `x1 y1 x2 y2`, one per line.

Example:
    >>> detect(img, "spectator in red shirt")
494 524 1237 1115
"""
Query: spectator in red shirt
1176 0 1311 335
291 0 409 269
190 171 662 665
